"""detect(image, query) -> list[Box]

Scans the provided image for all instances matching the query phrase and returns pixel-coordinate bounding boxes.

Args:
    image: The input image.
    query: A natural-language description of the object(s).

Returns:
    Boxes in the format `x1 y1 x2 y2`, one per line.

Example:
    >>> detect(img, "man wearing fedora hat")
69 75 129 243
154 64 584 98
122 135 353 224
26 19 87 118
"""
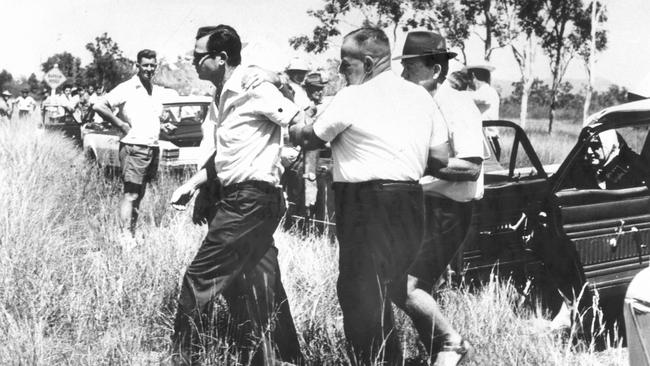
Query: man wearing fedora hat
289 27 451 365
396 30 486 366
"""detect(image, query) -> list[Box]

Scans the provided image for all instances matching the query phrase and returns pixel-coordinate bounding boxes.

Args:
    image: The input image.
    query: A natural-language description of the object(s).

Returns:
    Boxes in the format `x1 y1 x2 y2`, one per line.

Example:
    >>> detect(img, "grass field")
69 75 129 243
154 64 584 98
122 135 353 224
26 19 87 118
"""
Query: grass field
0 117 629 365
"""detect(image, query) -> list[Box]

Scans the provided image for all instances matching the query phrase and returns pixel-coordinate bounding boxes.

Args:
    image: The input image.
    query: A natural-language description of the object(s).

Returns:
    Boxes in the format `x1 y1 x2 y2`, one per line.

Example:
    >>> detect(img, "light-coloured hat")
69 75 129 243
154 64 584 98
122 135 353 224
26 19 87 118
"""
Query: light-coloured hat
462 64 496 72
286 57 310 72
1 90 11 97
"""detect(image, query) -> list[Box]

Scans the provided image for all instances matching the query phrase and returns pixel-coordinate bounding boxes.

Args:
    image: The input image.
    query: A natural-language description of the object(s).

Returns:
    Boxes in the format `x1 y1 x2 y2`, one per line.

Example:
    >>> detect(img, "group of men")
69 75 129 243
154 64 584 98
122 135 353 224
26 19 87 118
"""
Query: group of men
92 20 499 365
0 89 38 121
42 84 102 123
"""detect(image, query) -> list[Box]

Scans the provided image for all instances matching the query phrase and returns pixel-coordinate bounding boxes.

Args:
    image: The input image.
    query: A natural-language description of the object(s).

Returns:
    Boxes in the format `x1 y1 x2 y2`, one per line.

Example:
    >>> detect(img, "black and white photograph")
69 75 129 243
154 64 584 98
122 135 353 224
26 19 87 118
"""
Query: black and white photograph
1 0 649 365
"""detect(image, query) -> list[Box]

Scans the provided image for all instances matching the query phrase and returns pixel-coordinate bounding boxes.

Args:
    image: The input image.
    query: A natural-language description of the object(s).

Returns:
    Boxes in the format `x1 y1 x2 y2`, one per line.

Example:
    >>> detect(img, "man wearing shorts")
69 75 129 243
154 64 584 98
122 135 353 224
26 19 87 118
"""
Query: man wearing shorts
94 49 170 234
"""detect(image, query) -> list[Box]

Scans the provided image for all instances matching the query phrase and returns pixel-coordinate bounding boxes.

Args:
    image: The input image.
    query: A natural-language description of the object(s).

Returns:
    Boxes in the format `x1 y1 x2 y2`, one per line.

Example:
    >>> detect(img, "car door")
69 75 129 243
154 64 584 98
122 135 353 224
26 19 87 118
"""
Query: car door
546 121 650 298
462 120 550 286
160 103 206 147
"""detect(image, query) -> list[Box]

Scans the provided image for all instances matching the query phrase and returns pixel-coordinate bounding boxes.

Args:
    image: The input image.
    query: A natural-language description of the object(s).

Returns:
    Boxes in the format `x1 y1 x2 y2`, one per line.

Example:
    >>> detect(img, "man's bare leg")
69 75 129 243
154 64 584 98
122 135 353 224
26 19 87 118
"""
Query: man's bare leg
119 192 140 236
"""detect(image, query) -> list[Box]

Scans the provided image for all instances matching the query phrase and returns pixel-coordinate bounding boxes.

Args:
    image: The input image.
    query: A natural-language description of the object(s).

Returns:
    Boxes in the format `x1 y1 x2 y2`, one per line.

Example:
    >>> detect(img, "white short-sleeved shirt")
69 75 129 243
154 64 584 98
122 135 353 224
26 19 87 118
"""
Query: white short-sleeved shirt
214 66 300 186
421 82 488 202
470 83 500 121
313 70 448 183
100 76 166 146
15 96 36 111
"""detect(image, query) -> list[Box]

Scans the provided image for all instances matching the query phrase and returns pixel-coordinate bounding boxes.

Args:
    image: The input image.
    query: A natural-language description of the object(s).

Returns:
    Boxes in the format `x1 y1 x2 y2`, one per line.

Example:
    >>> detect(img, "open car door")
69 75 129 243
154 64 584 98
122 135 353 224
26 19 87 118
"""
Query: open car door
462 120 549 286
545 108 650 299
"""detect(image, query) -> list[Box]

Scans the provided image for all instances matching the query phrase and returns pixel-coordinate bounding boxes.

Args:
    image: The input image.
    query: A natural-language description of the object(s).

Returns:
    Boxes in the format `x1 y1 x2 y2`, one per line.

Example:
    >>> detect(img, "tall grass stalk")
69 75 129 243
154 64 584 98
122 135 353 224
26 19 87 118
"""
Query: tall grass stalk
0 118 626 365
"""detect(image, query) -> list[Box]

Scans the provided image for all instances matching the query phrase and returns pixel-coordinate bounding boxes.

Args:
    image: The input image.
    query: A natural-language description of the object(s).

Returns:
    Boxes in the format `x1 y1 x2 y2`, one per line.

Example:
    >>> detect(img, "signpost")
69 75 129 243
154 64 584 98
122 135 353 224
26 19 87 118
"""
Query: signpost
44 64 66 95
42 64 67 123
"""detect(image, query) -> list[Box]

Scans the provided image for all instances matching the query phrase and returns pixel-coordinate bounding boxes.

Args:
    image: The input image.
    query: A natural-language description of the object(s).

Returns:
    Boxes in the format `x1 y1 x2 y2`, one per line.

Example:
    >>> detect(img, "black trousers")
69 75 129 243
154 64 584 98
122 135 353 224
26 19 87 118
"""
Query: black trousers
333 180 423 366
172 181 302 365
409 196 475 288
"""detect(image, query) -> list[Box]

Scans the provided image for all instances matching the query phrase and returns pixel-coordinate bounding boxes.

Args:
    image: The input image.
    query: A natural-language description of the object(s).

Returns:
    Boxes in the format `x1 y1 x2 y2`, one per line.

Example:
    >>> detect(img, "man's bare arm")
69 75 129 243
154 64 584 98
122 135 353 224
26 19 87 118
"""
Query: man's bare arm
93 100 130 134
288 111 326 151
428 155 482 182
170 168 209 210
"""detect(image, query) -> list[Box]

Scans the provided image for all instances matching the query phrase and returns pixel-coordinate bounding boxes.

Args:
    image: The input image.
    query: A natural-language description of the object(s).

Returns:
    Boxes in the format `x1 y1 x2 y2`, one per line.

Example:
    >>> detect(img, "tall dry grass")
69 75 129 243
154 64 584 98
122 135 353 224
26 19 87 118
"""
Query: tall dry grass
0 117 627 365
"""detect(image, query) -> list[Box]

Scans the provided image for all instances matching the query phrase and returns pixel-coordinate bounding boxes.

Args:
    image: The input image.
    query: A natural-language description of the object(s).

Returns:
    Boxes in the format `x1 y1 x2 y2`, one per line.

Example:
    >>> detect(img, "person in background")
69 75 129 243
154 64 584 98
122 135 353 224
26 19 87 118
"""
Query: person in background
464 64 501 159
60 84 81 122
303 72 333 233
14 89 36 119
285 57 311 111
397 31 483 366
281 57 313 231
0 90 13 121
93 49 172 236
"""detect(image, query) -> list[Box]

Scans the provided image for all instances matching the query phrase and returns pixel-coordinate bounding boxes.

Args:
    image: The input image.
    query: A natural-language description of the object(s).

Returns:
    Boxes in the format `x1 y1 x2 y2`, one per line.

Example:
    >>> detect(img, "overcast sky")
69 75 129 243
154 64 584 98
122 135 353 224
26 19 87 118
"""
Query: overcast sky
2 0 648 89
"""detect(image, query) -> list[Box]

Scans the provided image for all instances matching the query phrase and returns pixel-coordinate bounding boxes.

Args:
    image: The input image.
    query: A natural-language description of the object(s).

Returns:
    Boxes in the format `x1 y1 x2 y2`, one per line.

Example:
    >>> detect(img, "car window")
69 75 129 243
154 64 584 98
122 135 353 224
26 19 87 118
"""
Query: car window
559 124 650 190
483 125 541 180
161 104 208 125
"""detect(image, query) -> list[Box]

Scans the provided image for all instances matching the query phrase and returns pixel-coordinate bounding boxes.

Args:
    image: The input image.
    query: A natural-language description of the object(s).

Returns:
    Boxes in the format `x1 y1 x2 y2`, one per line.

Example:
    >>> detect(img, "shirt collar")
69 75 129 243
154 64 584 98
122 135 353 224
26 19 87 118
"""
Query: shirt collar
221 66 246 95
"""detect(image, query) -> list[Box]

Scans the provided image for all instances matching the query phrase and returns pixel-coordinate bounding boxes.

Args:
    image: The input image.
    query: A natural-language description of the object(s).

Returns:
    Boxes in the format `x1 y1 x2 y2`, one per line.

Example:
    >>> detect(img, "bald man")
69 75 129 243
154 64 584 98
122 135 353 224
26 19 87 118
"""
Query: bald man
290 27 452 365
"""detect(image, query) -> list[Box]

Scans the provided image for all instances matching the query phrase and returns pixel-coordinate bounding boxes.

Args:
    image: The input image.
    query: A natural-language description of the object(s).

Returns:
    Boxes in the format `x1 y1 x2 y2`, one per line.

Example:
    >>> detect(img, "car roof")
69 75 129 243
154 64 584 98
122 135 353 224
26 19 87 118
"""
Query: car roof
585 99 650 129
160 95 212 105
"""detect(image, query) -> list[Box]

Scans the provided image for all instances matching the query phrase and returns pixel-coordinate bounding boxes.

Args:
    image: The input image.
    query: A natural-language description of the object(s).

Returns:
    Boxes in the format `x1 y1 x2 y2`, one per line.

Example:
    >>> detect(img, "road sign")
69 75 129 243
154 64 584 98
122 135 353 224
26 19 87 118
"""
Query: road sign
44 64 66 90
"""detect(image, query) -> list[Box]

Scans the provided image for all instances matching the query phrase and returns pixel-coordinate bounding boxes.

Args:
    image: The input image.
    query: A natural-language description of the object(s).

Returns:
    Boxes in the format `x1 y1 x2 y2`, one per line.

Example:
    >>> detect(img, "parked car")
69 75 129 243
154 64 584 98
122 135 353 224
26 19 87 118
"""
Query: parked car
42 111 83 146
81 95 212 170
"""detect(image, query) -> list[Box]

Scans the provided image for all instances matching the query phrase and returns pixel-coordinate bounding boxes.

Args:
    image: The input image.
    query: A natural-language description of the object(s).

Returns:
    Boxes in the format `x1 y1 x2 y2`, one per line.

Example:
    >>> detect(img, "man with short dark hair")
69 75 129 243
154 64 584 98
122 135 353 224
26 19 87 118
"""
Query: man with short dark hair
169 25 303 365
93 49 170 235
289 27 451 365
397 31 484 366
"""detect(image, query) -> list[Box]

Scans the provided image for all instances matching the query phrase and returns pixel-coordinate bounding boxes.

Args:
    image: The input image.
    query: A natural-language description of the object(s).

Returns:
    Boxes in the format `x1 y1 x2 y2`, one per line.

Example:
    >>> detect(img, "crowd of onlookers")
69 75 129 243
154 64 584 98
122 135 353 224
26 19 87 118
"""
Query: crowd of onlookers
0 84 105 123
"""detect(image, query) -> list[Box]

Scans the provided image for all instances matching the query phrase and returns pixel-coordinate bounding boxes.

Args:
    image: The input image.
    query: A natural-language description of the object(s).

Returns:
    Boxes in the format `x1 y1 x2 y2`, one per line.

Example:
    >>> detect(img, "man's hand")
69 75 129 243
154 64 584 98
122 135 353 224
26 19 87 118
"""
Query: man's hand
170 183 196 211
242 67 281 90
161 122 177 133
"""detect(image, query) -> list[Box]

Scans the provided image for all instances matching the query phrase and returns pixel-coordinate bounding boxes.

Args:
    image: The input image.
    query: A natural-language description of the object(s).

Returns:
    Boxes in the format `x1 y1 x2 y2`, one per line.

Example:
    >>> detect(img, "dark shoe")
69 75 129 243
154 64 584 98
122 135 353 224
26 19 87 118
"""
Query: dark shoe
432 339 472 366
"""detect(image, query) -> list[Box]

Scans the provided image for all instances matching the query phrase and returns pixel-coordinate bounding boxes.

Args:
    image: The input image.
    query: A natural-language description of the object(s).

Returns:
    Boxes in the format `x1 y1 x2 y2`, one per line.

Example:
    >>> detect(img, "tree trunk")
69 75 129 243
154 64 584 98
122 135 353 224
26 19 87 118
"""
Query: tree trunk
548 90 556 134
520 78 532 129
583 84 593 122
583 0 598 122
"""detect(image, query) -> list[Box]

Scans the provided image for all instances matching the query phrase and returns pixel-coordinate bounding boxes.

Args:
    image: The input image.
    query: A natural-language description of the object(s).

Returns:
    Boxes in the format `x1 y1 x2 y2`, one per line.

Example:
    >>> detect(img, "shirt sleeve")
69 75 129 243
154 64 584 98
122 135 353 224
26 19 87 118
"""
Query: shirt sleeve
312 88 353 142
249 82 300 127
449 96 486 159
430 101 449 149
102 82 128 109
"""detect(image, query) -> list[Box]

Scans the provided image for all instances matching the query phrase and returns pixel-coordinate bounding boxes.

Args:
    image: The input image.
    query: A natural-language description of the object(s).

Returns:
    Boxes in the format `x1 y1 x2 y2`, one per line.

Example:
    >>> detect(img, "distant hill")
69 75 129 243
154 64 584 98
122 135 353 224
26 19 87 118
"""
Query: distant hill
493 76 617 98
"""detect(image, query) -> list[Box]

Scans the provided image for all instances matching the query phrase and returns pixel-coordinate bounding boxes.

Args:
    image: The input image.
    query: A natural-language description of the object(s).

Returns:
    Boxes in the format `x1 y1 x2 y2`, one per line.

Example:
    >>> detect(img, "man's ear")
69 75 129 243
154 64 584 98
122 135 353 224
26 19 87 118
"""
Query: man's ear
218 51 229 65
432 64 443 80
363 56 374 73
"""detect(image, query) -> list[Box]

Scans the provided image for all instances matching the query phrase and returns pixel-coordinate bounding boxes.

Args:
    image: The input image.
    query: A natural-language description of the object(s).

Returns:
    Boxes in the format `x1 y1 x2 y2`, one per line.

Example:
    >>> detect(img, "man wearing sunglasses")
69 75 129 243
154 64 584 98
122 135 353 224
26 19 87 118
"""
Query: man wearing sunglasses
169 25 304 365
93 49 171 236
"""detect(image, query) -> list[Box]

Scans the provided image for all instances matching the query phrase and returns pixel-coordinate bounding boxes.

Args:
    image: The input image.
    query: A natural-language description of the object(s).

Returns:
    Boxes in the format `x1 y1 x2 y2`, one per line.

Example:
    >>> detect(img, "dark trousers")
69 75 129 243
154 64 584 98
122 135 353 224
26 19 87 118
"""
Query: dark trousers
172 181 302 365
333 181 424 366
409 196 475 288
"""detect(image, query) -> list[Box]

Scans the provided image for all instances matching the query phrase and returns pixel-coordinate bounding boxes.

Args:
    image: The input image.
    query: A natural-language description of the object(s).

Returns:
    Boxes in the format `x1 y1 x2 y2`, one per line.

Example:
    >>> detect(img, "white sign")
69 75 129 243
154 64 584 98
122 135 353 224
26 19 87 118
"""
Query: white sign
44 65 66 90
